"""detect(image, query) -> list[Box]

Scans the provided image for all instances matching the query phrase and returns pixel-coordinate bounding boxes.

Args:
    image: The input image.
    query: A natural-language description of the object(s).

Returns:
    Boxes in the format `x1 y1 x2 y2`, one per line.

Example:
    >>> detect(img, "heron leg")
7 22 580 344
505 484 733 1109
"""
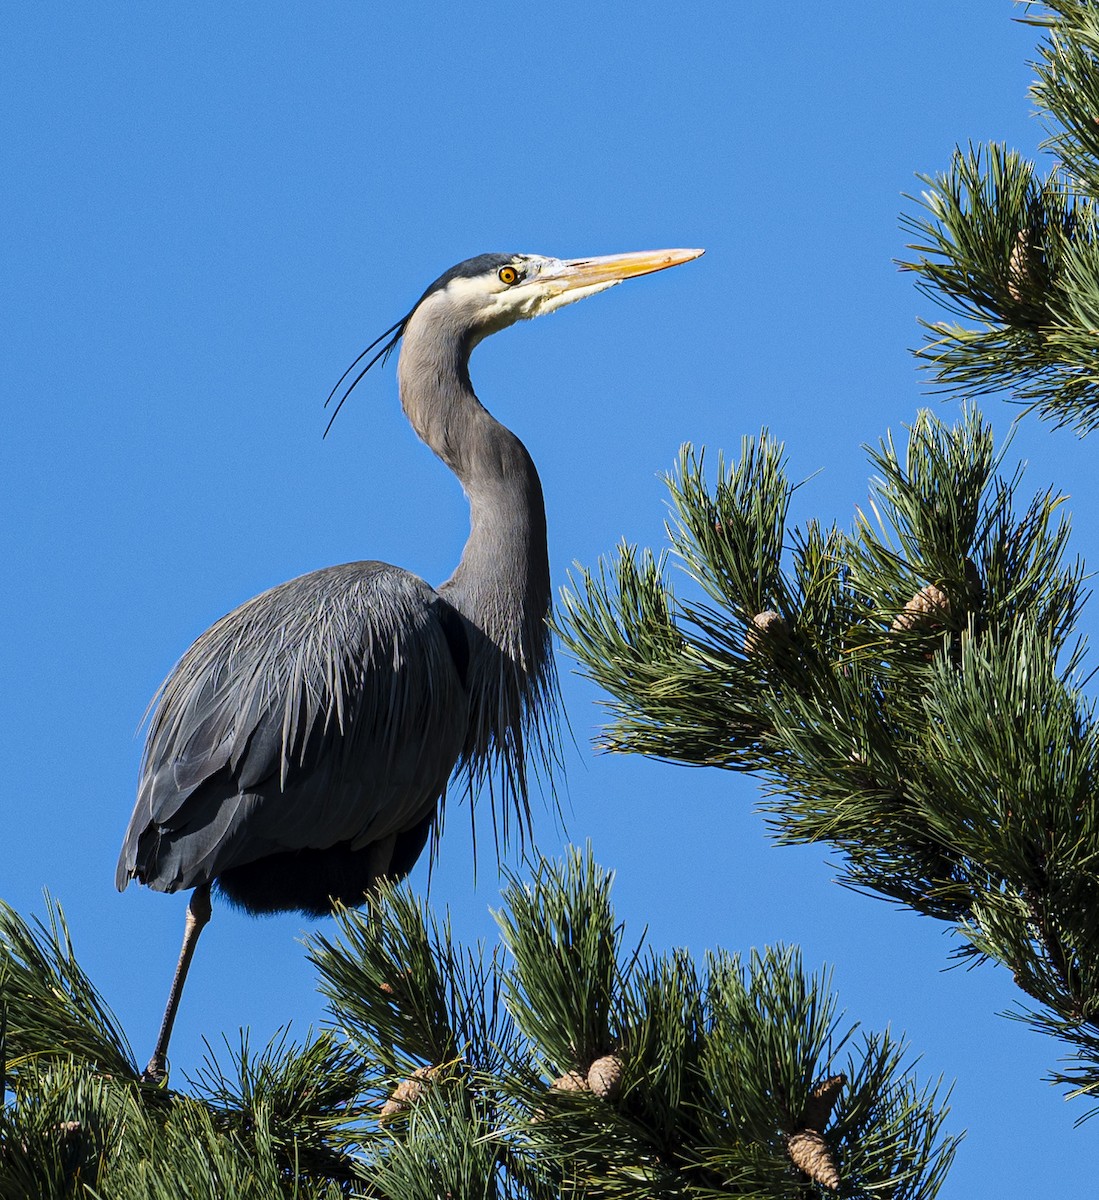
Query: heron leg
141 883 212 1084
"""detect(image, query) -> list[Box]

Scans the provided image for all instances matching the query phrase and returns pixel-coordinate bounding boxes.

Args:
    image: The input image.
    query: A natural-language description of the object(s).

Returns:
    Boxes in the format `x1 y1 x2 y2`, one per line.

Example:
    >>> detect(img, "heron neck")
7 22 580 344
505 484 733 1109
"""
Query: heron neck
396 326 551 674
443 417 551 671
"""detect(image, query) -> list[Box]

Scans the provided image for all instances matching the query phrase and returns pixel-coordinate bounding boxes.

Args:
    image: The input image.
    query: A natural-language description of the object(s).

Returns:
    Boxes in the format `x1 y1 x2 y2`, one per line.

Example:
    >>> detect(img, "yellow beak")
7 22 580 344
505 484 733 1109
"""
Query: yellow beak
542 247 705 290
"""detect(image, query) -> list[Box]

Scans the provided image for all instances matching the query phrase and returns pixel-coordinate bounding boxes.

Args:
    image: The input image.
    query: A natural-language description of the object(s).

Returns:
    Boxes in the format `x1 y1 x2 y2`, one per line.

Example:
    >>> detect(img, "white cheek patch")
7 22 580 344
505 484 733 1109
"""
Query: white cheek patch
486 275 623 324
439 273 532 326
433 265 622 330
532 279 620 317
443 275 502 305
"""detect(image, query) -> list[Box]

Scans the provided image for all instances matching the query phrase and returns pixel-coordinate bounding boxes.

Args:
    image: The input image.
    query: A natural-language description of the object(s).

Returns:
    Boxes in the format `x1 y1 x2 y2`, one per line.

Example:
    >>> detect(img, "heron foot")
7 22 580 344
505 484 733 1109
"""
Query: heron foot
141 1054 168 1085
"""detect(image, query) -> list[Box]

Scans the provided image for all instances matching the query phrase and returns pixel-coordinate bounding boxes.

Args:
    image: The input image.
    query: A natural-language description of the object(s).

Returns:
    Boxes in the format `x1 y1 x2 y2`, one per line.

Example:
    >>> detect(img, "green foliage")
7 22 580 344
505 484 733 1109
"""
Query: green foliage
0 1039 355 1199
556 408 1099 1108
313 849 956 1200
558 4 1099 1112
496 850 627 1075
0 859 958 1197
84 1096 348 1200
189 1028 374 1188
0 897 137 1082
899 2 1099 432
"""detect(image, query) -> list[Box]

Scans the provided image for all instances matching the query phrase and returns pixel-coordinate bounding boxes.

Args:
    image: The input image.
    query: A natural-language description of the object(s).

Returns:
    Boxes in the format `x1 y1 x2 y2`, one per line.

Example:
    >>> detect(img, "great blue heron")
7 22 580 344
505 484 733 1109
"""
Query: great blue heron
117 247 704 1081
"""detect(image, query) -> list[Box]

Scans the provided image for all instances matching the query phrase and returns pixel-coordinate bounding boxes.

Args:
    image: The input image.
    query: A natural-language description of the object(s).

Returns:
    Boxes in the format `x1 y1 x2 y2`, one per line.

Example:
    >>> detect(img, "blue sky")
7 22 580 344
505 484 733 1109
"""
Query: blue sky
3 4 1095 1193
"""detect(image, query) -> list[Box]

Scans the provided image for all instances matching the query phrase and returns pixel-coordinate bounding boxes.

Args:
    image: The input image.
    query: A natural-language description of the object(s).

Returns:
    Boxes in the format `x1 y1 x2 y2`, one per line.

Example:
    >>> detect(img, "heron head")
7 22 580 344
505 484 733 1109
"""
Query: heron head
324 248 704 432
414 248 706 340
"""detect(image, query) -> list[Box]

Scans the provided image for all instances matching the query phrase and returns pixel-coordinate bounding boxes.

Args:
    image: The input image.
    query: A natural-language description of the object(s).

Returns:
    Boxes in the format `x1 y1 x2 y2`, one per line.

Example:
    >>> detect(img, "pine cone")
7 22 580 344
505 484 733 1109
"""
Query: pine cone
1008 226 1033 302
801 1073 846 1130
550 1069 590 1093
587 1054 625 1100
890 582 950 633
378 967 413 997
379 1065 435 1122
787 1129 841 1191
744 609 788 655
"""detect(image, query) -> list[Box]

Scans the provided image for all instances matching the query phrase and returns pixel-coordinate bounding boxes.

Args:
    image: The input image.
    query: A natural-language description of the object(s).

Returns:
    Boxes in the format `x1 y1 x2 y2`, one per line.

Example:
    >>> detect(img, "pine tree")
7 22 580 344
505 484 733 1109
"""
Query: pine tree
556 0 1099 1117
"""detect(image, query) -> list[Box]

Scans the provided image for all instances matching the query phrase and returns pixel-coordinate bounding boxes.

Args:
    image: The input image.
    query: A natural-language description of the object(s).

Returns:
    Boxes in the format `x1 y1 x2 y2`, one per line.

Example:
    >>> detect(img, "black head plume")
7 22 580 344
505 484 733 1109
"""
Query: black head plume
323 315 410 438
322 255 520 437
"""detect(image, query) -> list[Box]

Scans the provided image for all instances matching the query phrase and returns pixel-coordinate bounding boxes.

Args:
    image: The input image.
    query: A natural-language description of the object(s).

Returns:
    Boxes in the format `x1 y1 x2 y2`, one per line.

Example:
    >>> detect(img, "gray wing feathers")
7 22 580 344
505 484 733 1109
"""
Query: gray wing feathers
116 561 468 892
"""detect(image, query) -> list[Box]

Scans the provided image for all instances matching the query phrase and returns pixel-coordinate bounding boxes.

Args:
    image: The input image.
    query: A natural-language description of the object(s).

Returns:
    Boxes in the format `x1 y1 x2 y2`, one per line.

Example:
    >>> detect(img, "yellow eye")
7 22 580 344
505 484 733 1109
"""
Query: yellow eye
498 265 520 286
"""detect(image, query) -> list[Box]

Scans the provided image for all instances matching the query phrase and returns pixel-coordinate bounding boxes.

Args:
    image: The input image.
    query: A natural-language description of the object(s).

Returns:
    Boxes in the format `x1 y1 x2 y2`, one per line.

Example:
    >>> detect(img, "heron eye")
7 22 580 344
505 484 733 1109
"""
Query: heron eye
498 265 520 286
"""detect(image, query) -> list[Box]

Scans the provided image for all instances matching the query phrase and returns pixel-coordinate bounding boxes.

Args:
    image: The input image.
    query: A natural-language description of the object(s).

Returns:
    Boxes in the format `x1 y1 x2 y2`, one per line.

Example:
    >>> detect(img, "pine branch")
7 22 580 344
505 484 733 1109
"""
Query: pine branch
495 849 630 1079
489 850 957 1198
187 1027 373 1187
0 851 958 1196
555 410 1099 1105
897 4 1099 433
309 886 465 1075
0 895 137 1082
